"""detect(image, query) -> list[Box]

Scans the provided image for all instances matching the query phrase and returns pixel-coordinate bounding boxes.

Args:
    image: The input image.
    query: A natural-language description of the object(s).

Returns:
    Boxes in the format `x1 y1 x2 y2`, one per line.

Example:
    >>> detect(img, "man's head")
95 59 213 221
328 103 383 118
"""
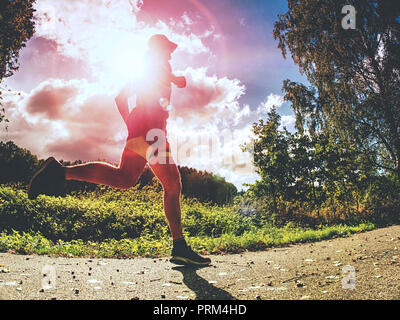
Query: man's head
148 34 177 60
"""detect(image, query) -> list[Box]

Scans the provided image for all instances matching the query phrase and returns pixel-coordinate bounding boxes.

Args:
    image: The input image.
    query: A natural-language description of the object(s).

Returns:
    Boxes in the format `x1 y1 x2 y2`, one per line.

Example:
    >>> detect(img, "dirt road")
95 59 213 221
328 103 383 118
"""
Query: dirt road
1 225 400 300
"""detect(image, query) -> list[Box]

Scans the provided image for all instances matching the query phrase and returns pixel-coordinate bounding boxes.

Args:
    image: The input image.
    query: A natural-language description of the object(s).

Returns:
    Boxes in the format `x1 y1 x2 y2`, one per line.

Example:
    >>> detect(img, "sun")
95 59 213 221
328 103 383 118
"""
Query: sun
104 36 148 89
115 44 147 82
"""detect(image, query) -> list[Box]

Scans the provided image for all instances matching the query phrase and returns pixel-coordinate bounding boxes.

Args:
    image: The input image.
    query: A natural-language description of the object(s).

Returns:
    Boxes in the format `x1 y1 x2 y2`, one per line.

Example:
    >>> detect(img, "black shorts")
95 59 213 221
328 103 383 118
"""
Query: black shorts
125 105 171 162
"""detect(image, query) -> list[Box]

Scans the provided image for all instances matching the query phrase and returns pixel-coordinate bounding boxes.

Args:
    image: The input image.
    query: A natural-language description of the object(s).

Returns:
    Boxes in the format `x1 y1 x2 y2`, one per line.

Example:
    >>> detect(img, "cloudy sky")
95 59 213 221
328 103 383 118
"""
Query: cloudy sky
1 0 306 190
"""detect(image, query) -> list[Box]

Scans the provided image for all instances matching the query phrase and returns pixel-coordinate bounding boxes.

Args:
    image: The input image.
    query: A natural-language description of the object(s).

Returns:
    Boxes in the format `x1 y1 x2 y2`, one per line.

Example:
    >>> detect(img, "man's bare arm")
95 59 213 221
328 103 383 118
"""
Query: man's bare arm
171 74 186 88
115 84 131 125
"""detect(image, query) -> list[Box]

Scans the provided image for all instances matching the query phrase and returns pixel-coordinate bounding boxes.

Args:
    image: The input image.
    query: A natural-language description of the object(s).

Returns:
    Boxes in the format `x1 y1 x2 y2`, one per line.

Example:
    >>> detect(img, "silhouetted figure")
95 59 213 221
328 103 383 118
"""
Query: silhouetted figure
28 34 210 266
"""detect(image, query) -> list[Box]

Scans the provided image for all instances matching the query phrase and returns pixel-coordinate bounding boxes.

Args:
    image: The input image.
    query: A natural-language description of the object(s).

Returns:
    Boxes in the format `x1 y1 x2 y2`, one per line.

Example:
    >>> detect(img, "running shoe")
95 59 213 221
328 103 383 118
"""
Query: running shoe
28 157 65 199
170 245 211 266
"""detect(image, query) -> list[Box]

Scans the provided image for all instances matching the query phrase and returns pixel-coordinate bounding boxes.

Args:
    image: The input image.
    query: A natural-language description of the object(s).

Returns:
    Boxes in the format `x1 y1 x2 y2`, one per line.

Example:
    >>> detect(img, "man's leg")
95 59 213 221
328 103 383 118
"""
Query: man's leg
148 158 183 240
65 148 147 189
149 156 211 265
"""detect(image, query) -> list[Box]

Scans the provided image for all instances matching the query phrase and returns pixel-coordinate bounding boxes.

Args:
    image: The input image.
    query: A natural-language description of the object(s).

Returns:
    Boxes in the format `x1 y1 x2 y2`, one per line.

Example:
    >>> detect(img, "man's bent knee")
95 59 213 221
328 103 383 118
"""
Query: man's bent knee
163 180 182 195
117 170 139 190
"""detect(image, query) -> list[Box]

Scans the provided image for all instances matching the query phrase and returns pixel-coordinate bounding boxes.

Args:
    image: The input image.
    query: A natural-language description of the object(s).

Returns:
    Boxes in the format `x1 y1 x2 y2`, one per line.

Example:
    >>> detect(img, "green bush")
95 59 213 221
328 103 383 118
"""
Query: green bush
0 184 379 258
0 185 247 242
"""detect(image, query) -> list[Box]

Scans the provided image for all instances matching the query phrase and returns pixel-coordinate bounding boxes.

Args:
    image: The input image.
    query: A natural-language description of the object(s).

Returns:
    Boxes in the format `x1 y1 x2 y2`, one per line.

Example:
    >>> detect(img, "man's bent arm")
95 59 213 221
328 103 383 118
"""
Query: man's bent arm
171 74 186 88
115 85 131 125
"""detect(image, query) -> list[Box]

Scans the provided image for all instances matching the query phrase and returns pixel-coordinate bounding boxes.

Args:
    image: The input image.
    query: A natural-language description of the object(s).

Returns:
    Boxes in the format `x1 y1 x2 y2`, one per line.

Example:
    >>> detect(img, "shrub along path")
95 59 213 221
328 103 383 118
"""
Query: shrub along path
0 225 399 300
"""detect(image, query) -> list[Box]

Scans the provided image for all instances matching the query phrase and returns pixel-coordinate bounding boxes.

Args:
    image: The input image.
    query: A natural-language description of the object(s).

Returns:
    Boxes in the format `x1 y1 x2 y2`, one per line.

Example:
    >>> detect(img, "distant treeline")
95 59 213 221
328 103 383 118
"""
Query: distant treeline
0 141 237 205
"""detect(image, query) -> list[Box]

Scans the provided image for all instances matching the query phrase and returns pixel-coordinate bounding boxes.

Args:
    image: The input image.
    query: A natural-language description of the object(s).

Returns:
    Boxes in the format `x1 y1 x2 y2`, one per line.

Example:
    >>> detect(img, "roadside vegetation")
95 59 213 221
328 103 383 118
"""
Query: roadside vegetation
0 184 377 258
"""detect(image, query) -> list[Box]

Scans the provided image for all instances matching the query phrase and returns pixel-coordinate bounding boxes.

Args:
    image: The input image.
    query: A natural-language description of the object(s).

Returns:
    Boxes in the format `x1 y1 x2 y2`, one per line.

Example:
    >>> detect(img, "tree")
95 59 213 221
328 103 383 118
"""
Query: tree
0 140 39 184
0 0 35 80
248 107 370 222
0 0 36 121
274 0 400 179
249 107 293 211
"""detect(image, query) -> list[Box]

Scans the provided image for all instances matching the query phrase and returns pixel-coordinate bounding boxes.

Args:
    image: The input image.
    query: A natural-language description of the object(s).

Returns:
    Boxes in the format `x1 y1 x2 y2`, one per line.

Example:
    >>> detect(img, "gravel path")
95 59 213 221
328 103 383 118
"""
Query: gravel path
1 225 400 300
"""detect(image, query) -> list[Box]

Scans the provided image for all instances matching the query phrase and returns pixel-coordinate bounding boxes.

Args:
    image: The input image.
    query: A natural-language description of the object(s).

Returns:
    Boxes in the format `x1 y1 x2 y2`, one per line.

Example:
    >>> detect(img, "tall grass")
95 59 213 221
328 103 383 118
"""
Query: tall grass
0 185 375 258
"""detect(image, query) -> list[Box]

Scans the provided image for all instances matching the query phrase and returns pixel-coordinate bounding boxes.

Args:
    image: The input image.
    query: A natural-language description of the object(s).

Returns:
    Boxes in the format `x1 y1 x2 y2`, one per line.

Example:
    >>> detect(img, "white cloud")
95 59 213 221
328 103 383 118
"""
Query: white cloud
181 12 194 26
281 114 296 129
2 79 125 162
256 93 284 115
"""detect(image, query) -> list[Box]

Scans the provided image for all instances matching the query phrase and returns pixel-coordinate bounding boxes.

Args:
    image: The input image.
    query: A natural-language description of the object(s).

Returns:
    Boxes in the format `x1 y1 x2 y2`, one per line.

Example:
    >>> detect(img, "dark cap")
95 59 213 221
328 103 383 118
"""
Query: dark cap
148 34 178 53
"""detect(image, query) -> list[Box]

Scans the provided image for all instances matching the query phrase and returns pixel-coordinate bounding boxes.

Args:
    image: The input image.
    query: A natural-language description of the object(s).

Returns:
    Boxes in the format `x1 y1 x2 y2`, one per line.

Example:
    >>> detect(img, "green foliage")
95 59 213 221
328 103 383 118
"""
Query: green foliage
0 185 376 258
179 167 237 205
137 165 238 204
248 107 400 226
0 141 40 184
0 185 164 241
0 0 35 80
274 0 400 178
0 0 36 123
239 1 400 226
0 184 246 242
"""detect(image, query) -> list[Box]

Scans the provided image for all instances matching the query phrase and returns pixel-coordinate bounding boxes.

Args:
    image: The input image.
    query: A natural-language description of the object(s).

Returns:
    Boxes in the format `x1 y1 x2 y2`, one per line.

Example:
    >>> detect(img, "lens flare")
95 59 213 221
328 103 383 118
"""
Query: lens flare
114 45 146 83
102 36 148 90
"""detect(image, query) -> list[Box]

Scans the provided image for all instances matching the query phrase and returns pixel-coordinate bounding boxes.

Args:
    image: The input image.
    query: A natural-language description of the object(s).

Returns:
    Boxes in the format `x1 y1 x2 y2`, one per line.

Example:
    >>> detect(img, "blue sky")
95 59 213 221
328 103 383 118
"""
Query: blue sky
202 0 308 115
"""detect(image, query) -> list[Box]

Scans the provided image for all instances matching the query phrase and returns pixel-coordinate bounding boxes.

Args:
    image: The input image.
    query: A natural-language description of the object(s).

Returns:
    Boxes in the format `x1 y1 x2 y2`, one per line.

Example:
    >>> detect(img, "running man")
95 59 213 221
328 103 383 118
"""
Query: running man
28 34 211 266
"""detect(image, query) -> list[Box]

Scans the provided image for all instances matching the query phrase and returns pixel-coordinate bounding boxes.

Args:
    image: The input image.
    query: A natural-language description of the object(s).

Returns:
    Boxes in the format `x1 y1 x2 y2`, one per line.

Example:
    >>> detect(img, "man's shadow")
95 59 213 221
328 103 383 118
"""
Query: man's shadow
172 265 236 300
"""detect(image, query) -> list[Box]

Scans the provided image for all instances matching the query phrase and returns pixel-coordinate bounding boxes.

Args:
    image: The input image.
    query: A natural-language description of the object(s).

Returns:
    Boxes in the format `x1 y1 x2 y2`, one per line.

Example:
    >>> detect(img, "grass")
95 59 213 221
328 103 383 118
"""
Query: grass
0 185 376 258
